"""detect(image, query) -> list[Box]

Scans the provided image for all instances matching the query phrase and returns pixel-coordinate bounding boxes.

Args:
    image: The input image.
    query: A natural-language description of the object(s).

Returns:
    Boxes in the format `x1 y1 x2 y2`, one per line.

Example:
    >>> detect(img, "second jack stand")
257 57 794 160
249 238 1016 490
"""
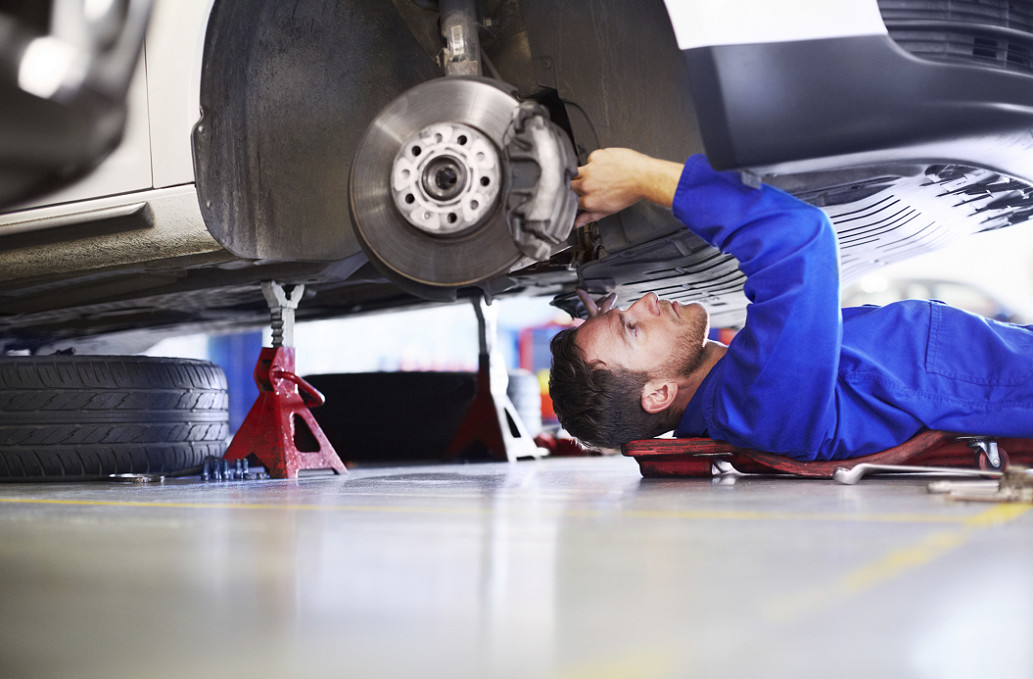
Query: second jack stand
223 282 347 479
444 295 545 462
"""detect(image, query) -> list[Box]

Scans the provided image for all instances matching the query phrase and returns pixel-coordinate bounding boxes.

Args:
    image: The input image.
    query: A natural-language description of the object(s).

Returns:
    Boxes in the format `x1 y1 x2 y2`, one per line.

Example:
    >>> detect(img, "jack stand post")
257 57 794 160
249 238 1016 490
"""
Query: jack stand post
444 295 545 462
223 282 347 479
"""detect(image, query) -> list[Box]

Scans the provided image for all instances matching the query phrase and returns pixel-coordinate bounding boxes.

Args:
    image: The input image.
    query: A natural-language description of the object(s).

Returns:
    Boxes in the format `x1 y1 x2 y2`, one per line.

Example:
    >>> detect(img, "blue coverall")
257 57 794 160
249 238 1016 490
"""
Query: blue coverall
671 155 1033 461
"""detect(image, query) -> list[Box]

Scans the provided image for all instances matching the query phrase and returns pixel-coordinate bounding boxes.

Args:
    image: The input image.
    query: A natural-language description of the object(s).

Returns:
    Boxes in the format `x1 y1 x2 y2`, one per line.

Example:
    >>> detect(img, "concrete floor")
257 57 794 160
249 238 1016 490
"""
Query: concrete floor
0 455 1030 679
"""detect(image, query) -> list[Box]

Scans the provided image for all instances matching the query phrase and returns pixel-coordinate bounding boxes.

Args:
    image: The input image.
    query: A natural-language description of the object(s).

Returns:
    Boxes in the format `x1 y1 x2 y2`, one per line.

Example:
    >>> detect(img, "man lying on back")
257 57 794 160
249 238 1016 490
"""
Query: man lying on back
549 148 1033 459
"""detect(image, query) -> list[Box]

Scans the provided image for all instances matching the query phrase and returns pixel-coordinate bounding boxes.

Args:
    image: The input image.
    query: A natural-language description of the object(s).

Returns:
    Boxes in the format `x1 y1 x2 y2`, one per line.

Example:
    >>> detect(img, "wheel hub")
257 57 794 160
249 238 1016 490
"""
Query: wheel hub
391 122 501 236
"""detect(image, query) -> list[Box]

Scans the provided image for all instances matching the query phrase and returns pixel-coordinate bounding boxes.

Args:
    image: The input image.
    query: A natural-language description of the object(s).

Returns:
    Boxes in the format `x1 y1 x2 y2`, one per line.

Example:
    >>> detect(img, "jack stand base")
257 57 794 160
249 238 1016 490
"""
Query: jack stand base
443 296 544 462
224 346 347 479
444 354 544 463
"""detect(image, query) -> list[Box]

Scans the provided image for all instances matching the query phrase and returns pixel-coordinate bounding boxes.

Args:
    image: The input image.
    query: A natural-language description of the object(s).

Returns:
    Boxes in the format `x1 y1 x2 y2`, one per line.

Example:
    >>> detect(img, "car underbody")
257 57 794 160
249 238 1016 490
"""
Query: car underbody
3 0 1033 354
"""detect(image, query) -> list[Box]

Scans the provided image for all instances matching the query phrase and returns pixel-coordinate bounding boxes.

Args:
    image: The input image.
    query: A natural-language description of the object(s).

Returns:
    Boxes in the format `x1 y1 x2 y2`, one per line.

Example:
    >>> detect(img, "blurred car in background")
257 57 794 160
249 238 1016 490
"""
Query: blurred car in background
843 276 1029 324
0 0 152 207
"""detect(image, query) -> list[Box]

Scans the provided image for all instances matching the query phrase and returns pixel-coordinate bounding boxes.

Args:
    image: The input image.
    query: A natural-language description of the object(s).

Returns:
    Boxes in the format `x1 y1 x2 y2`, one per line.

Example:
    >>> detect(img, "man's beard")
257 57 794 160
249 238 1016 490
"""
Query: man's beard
663 307 710 379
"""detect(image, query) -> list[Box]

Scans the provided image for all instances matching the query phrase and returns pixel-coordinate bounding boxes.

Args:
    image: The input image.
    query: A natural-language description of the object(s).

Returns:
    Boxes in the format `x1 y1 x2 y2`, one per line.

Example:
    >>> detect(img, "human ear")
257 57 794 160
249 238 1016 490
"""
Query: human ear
641 379 678 414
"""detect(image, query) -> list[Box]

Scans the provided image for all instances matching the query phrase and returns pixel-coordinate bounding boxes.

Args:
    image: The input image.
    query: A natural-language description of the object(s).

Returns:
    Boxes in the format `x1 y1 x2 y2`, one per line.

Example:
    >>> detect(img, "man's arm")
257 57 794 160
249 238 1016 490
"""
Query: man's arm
670 156 841 456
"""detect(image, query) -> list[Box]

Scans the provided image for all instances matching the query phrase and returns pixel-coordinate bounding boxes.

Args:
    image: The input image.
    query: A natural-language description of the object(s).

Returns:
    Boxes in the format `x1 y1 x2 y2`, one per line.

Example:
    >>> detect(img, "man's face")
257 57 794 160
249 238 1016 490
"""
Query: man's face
576 292 711 379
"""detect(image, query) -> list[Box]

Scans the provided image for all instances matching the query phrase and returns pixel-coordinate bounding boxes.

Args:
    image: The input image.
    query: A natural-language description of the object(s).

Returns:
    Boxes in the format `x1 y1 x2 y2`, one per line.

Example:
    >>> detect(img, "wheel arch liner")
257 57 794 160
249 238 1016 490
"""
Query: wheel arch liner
192 0 441 261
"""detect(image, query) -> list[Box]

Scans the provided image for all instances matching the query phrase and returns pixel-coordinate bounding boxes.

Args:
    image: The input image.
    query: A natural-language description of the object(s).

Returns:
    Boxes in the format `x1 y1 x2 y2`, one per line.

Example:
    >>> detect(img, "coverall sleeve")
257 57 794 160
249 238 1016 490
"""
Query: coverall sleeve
672 155 841 456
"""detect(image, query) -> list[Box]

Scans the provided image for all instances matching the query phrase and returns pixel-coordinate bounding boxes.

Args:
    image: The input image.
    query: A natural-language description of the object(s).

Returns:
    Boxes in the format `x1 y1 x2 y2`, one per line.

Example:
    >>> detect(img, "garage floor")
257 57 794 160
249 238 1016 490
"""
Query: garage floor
0 455 1030 679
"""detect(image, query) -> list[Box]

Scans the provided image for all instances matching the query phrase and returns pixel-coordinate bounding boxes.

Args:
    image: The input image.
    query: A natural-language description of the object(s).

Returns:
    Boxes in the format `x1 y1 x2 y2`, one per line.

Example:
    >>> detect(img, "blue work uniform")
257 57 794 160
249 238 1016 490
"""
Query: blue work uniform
673 155 1033 461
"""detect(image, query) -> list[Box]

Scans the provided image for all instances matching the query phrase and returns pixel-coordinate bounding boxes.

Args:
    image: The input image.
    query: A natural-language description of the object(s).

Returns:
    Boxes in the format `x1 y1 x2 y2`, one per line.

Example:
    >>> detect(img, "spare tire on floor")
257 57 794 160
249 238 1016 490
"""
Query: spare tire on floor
0 356 229 482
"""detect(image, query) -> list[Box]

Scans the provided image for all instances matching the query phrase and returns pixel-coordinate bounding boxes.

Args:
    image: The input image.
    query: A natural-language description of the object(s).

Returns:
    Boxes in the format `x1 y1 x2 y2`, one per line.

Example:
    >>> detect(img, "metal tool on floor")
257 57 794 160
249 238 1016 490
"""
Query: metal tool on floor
832 463 1003 485
201 457 270 482
928 466 1033 502
105 457 271 483
222 281 347 479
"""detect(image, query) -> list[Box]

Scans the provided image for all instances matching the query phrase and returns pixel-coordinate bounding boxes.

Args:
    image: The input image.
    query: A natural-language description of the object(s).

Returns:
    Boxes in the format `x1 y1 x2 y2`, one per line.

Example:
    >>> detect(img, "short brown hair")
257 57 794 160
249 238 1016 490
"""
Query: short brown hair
548 326 672 450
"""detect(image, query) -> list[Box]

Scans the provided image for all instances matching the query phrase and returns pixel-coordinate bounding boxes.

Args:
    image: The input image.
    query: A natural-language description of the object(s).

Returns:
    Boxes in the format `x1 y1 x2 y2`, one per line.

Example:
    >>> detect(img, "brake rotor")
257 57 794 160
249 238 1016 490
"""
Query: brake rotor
349 78 537 289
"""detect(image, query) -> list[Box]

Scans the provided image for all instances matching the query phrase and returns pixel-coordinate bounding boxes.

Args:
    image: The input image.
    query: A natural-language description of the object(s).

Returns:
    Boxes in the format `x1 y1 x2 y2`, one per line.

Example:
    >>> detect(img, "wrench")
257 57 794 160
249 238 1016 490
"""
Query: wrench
833 464 1003 485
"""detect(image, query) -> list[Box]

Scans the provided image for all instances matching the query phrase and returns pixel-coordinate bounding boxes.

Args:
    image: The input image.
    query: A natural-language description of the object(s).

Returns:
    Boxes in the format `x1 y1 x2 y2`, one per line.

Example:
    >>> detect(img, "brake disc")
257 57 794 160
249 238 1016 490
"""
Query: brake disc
349 77 576 291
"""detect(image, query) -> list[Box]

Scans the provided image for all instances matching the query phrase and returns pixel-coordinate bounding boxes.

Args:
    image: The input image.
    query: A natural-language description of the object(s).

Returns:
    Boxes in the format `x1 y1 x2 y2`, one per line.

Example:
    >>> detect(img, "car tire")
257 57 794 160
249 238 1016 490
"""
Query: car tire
0 356 229 482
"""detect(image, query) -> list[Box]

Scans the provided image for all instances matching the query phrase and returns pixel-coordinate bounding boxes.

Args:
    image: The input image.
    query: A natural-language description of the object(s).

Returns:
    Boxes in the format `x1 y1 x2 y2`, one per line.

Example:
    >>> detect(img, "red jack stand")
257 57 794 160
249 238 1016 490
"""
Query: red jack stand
223 282 346 479
444 295 545 462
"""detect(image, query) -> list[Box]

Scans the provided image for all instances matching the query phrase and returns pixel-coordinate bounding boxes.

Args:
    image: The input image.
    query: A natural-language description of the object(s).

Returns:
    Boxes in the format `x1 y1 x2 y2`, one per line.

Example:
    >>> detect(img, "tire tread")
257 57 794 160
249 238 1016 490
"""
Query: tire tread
0 357 229 481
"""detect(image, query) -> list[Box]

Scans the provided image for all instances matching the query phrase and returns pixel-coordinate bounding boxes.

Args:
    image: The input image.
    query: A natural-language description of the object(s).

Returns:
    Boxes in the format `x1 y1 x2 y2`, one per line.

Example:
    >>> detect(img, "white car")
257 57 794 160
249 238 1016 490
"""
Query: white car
3 0 1033 479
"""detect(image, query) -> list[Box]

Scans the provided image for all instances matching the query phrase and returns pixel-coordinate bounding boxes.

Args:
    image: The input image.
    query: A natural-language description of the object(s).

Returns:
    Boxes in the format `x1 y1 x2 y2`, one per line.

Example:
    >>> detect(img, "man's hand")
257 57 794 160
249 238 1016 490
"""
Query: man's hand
569 148 684 228
576 289 616 318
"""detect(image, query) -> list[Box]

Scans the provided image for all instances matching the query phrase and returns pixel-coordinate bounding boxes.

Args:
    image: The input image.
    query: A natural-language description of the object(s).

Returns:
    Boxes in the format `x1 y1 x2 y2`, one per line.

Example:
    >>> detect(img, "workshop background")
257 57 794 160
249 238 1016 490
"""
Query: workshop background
5 0 1033 677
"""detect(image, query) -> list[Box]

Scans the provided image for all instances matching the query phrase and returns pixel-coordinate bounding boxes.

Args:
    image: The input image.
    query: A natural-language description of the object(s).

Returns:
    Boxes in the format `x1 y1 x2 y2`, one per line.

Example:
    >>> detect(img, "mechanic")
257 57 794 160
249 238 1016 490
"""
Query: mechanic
549 148 1033 460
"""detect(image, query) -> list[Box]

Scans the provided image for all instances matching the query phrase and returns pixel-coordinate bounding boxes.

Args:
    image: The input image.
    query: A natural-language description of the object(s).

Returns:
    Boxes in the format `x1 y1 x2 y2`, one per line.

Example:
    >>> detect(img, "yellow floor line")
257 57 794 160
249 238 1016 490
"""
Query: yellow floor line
0 495 1015 526
0 496 484 515
961 501 1031 527
614 508 964 524
763 503 1032 622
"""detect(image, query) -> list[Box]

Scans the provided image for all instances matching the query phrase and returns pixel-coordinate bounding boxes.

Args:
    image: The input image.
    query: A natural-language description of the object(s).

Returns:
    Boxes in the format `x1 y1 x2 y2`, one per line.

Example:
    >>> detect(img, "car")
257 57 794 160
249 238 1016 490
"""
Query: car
0 0 153 208
3 0 1033 478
